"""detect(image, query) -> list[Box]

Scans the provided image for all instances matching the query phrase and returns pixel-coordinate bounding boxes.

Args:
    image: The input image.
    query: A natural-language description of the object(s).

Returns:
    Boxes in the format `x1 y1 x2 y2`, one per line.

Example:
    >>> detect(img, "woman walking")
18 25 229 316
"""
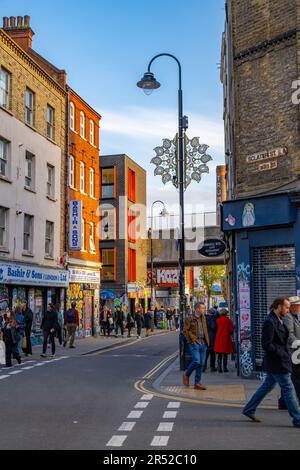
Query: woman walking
214 308 235 373
2 310 21 368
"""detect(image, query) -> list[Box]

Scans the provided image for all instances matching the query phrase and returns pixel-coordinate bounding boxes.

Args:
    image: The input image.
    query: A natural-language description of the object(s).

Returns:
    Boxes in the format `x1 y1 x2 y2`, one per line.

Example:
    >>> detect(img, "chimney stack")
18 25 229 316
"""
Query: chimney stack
2 15 34 50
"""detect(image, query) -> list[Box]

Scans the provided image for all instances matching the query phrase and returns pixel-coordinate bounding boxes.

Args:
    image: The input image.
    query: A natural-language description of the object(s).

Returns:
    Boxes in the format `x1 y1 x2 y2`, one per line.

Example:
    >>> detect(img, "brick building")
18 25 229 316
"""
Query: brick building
99 154 147 315
66 88 102 337
0 16 68 342
221 0 300 377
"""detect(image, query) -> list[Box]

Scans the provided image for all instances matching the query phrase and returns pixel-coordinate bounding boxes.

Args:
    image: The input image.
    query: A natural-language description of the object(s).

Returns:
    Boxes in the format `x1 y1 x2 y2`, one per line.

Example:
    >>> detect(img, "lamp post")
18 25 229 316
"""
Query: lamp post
149 200 168 308
137 54 188 369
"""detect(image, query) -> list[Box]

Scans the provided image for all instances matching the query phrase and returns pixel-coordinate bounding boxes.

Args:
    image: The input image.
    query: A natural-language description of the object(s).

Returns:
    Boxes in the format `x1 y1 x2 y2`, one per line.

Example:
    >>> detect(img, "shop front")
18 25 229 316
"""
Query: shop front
67 267 101 337
0 261 69 344
222 192 300 379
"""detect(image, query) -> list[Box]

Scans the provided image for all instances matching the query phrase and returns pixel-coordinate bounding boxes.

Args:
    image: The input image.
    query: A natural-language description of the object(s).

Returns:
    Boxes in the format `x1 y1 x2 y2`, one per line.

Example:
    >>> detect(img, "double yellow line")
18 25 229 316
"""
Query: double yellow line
143 351 178 380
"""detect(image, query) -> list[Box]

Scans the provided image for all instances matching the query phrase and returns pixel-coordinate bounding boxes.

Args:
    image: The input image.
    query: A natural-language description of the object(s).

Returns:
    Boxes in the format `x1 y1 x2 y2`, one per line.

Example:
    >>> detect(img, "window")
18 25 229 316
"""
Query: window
47 164 55 198
128 208 136 243
70 102 75 131
90 120 95 145
0 68 11 109
89 222 96 252
89 168 95 197
80 111 85 138
69 156 75 188
128 168 136 202
0 207 8 248
101 249 115 281
23 214 33 253
0 137 9 177
101 167 115 198
47 105 55 140
25 151 35 189
80 162 85 193
81 218 85 251
100 208 116 240
25 88 34 126
45 221 54 257
128 248 136 282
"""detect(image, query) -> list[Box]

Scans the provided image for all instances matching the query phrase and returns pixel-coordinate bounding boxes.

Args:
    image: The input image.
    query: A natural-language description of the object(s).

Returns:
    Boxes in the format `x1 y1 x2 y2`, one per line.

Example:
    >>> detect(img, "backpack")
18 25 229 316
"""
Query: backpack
67 308 76 323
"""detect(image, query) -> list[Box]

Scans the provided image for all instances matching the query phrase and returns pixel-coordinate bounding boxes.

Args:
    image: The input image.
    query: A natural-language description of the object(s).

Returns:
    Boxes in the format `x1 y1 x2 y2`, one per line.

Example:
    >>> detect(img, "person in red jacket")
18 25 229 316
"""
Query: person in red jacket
63 302 80 349
214 308 234 373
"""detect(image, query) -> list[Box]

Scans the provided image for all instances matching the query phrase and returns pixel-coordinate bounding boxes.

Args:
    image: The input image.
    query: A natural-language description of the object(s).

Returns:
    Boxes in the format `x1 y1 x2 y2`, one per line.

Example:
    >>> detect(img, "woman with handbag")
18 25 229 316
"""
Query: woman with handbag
2 310 21 368
214 308 235 373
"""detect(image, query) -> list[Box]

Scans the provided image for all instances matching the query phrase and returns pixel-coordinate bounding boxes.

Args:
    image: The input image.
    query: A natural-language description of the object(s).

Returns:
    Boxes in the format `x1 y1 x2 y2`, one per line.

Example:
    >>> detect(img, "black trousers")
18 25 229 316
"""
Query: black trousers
115 322 124 336
217 353 228 370
5 341 21 367
24 326 32 355
43 330 55 355
204 348 216 369
136 323 142 336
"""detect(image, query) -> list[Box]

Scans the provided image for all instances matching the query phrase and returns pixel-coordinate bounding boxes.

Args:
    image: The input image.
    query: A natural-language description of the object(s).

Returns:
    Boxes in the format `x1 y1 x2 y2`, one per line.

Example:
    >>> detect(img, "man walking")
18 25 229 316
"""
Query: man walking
114 306 125 338
183 302 210 391
203 307 218 372
41 303 58 358
22 302 33 356
243 296 300 428
63 302 79 349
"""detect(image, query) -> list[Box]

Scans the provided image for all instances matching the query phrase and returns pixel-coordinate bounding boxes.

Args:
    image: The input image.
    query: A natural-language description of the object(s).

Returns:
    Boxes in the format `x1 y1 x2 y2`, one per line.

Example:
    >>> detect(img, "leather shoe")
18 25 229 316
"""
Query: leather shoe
183 374 190 387
194 384 207 391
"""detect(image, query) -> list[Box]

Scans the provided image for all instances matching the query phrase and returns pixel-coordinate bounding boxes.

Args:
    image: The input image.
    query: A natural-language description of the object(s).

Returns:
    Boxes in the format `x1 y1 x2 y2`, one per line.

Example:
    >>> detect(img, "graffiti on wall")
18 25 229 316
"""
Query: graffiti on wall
0 286 9 312
238 263 254 377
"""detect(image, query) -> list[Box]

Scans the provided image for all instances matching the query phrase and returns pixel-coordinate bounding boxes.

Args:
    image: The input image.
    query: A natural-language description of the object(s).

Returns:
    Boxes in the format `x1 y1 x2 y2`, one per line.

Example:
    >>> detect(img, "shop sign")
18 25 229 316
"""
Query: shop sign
156 268 179 287
69 268 100 285
198 239 226 257
0 262 69 287
69 200 82 251
127 283 137 294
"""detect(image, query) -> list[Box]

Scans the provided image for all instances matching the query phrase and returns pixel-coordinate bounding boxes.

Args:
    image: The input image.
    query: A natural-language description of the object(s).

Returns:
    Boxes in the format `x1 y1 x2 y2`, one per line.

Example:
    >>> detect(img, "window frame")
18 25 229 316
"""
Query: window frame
69 156 75 188
70 102 75 131
46 104 55 140
46 164 55 198
128 248 137 282
80 111 85 139
23 214 34 253
101 248 116 282
0 137 9 178
101 167 115 199
80 161 85 193
25 88 35 127
90 120 95 146
89 167 95 197
0 67 11 110
25 151 35 190
89 221 96 253
100 208 116 240
45 220 54 257
0 206 8 249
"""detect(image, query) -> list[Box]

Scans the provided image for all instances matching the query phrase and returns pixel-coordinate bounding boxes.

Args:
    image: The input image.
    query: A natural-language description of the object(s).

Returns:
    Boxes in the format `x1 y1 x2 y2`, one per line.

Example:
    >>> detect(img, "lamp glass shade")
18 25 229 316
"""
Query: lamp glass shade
137 72 161 94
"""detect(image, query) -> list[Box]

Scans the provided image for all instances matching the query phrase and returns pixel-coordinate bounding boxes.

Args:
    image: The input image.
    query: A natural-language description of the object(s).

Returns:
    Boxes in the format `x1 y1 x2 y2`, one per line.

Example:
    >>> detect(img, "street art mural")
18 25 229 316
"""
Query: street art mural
237 262 254 377
242 203 255 228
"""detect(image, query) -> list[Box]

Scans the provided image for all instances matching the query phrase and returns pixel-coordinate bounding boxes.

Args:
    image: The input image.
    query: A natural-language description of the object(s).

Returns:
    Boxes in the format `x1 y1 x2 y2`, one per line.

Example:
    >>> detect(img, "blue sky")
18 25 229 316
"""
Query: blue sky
2 0 225 213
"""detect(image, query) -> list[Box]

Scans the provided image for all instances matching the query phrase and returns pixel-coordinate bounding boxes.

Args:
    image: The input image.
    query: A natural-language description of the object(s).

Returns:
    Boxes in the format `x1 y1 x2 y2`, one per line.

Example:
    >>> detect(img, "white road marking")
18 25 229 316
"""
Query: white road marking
9 371 23 375
157 422 174 432
22 366 35 370
141 394 154 401
151 436 169 447
163 411 178 419
134 402 149 409
35 363 46 367
167 402 181 409
127 411 143 419
106 436 127 447
0 375 10 380
118 422 136 432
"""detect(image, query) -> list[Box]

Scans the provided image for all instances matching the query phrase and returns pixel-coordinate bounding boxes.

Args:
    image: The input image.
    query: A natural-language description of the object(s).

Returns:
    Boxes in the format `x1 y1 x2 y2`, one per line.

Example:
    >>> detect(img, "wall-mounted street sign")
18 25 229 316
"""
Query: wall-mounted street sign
246 147 288 164
198 239 226 258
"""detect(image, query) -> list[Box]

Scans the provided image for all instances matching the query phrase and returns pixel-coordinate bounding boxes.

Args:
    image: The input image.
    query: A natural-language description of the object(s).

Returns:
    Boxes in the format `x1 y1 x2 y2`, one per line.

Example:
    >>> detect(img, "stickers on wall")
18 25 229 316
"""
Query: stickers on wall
242 203 255 227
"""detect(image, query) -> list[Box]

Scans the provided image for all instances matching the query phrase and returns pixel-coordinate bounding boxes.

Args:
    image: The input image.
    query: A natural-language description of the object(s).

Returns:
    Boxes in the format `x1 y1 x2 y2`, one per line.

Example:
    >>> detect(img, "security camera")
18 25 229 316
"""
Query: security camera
16 211 23 215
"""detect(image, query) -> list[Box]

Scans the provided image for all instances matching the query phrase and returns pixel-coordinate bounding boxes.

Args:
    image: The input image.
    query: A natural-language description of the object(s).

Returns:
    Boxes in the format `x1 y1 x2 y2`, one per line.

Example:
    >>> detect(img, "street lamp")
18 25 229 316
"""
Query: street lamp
149 200 168 308
137 53 188 369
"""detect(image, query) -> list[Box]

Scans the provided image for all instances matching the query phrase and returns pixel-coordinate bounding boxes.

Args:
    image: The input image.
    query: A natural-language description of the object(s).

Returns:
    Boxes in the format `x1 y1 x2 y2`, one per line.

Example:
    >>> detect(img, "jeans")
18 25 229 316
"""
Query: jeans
43 330 55 355
243 372 300 426
185 343 207 385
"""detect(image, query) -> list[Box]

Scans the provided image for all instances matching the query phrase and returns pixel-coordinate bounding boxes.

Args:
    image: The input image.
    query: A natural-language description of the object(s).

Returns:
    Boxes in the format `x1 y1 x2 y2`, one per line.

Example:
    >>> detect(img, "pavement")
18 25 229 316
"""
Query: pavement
148 356 280 409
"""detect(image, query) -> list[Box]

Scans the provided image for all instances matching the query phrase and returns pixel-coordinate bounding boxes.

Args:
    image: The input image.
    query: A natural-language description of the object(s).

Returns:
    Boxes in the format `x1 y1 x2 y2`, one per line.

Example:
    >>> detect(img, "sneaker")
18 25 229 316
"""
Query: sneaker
243 412 261 423
40 354 47 358
50 354 56 358
17 358 22 365
69 346 76 349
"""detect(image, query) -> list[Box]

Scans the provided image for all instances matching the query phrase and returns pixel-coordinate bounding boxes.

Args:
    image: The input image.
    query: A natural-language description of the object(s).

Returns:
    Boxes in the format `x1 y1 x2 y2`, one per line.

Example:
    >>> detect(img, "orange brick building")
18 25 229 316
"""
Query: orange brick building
66 88 102 336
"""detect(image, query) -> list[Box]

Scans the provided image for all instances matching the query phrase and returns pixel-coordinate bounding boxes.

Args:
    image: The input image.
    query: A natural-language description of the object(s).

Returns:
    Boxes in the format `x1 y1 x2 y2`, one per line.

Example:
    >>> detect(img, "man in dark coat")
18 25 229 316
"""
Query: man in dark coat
114 306 124 338
22 302 33 356
41 303 58 358
203 308 218 372
243 297 300 428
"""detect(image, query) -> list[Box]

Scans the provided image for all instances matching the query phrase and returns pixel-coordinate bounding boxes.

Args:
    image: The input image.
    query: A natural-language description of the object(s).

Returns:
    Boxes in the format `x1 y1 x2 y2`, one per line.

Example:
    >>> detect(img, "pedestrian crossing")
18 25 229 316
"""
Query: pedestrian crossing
106 394 181 449
0 356 70 381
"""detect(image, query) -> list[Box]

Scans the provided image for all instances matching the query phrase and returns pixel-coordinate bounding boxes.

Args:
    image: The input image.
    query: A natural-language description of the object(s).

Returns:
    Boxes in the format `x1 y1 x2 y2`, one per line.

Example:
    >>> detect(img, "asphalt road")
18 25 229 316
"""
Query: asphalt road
0 332 300 450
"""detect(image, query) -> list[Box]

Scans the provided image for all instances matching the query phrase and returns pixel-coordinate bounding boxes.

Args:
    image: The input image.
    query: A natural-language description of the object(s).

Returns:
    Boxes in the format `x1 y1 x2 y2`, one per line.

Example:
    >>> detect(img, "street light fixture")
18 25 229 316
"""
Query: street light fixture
137 53 188 370
149 200 168 308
